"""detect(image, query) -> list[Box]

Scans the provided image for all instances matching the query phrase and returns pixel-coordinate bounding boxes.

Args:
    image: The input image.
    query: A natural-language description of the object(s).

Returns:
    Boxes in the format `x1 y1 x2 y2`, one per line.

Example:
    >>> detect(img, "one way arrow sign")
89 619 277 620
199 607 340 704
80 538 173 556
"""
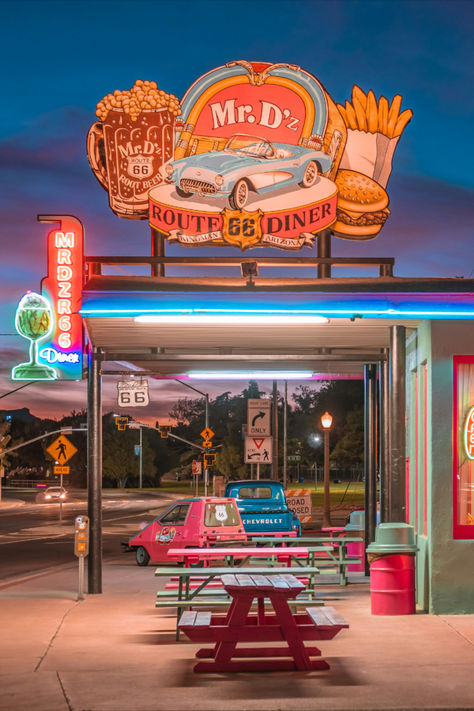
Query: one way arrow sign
247 398 271 436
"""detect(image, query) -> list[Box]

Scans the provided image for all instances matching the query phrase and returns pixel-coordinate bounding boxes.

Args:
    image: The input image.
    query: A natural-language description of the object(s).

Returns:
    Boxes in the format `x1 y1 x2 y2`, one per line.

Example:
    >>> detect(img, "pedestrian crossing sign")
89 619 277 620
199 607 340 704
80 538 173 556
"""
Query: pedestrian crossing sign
46 435 78 464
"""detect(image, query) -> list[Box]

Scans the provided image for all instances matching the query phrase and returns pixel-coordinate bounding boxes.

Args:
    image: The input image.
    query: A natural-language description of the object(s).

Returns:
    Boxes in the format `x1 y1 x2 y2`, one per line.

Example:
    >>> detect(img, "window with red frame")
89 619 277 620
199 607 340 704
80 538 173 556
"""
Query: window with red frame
453 356 474 539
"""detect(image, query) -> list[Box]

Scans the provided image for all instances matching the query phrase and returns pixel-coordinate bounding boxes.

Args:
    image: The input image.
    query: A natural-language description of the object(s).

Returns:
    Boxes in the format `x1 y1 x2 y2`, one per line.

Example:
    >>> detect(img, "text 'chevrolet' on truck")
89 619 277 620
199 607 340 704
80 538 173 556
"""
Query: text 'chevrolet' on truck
224 480 302 536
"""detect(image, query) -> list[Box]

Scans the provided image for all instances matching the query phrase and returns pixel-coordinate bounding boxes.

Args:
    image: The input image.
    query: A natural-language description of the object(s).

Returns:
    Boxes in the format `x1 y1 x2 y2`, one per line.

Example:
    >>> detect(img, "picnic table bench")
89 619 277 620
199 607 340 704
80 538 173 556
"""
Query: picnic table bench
155 564 320 638
179 572 349 672
248 535 363 585
167 545 309 567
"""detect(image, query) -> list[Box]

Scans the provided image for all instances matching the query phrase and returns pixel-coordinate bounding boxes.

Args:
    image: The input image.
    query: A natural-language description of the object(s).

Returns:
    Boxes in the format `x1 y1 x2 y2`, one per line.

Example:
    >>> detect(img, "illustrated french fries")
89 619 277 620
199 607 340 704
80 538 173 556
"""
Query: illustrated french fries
338 86 412 140
378 96 389 134
387 95 402 137
337 103 348 125
345 100 358 130
367 90 378 132
353 96 368 131
393 109 413 137
352 85 367 111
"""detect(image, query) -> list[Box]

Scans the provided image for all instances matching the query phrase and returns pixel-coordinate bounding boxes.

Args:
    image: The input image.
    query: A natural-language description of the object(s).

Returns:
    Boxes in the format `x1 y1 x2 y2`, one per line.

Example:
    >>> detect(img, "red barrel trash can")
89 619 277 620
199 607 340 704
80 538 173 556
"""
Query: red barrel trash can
370 554 415 615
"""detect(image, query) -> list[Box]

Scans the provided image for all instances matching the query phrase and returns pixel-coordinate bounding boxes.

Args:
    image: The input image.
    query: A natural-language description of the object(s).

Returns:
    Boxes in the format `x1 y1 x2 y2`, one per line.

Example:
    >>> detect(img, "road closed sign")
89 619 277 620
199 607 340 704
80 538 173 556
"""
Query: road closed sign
286 489 312 523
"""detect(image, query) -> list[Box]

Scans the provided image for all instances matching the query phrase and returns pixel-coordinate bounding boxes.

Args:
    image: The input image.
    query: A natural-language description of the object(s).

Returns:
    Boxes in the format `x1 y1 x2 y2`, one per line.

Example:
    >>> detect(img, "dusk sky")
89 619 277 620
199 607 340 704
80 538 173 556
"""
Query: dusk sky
0 0 473 422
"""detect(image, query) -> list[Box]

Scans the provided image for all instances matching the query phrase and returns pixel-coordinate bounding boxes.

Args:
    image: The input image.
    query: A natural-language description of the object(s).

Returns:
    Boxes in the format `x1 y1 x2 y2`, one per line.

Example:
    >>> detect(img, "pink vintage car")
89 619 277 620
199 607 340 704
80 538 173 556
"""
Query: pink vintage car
126 497 246 566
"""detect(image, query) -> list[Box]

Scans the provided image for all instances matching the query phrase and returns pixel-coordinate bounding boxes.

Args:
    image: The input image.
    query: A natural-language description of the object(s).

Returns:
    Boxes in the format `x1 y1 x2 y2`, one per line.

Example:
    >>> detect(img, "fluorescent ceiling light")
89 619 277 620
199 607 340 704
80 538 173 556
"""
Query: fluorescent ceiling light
134 314 328 325
187 371 314 380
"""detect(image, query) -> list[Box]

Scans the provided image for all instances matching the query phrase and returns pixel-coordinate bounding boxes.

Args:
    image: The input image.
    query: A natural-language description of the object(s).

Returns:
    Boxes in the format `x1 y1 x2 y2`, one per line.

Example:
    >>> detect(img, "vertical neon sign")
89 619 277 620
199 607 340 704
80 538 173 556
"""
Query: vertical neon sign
39 215 84 380
464 406 474 460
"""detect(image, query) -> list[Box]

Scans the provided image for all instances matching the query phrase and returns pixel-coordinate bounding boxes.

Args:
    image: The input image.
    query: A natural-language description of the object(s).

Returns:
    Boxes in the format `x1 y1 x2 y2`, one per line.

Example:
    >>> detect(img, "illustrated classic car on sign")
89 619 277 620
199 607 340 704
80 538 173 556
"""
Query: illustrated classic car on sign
165 134 332 209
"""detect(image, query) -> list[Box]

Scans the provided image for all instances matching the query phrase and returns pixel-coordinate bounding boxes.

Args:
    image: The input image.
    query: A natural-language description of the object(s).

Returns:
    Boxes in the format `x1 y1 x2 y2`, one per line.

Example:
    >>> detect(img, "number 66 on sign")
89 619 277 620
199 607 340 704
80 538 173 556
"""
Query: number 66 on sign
117 379 149 407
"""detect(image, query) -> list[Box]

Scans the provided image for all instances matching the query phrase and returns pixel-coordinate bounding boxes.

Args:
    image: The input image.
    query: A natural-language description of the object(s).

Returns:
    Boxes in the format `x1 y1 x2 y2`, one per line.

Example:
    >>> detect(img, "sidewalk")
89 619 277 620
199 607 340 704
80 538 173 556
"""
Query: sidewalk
1 557 473 711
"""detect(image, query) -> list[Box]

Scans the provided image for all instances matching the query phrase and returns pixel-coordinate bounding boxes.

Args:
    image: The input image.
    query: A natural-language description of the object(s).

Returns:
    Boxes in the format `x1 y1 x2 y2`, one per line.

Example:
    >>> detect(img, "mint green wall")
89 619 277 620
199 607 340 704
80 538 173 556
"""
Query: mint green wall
407 321 474 613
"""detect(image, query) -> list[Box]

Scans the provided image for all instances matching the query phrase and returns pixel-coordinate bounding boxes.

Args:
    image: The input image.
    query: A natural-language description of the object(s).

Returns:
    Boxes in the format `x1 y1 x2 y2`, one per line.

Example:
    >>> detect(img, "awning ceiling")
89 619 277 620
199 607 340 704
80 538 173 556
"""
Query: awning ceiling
80 277 474 377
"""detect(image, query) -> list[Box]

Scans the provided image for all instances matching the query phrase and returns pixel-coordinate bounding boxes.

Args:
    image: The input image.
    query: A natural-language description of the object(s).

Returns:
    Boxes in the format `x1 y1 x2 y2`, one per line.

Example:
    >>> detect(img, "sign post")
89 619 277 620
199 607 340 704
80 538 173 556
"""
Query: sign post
74 515 89 600
192 459 202 496
47 435 77 521
201 427 215 496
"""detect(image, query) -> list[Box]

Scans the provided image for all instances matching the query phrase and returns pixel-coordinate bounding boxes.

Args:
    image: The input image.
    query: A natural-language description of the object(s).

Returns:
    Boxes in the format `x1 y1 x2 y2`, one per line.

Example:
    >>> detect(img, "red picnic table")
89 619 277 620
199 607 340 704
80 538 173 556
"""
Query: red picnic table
167 546 309 567
179 572 348 673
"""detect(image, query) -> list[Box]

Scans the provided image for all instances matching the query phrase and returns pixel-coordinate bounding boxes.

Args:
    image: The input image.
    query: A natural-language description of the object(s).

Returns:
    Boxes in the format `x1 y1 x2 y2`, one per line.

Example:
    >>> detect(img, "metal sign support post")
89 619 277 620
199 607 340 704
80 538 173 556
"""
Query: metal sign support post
139 426 143 489
256 463 260 481
59 473 63 522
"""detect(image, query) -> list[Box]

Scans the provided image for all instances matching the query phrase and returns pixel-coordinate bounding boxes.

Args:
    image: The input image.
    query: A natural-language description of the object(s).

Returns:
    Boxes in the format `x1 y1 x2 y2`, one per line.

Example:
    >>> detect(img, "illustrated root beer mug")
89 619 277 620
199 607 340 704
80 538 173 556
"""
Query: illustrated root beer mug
87 80 180 219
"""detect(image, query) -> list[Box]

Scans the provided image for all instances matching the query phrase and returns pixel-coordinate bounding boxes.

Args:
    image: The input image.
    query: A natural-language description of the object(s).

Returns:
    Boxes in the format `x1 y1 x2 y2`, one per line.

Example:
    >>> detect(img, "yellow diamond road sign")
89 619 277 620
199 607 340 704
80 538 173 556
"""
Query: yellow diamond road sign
46 435 78 464
200 427 215 441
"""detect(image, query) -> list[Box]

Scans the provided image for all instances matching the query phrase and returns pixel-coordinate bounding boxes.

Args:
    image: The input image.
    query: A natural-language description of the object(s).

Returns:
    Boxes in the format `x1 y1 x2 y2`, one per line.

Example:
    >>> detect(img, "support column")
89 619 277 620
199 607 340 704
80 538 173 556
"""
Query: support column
379 351 390 522
389 326 406 522
151 227 165 277
317 228 331 279
364 363 378 574
272 381 278 480
87 346 102 594
283 381 288 489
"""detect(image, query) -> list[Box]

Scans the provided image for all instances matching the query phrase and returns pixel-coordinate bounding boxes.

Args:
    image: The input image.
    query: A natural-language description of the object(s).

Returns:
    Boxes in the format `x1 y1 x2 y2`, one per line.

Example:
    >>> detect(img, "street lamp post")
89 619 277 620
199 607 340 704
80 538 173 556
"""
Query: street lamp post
321 411 333 527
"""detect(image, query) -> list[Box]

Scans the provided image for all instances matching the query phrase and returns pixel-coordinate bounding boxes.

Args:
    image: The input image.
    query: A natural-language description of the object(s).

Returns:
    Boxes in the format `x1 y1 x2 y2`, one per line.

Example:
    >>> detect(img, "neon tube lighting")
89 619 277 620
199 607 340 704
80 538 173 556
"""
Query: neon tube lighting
134 314 329 325
187 371 314 380
80 307 474 318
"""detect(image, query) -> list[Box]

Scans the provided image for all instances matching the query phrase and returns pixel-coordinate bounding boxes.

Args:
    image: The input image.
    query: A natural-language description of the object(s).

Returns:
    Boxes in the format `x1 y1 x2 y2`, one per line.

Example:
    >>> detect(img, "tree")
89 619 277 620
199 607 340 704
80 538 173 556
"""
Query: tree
102 414 157 488
330 408 364 471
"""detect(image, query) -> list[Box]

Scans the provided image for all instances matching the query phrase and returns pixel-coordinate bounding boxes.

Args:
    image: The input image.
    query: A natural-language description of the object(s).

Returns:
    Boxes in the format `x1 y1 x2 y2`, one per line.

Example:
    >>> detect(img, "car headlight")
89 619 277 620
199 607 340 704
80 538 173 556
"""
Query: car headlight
165 164 174 176
215 174 224 187
45 495 51 499
60 494 66 499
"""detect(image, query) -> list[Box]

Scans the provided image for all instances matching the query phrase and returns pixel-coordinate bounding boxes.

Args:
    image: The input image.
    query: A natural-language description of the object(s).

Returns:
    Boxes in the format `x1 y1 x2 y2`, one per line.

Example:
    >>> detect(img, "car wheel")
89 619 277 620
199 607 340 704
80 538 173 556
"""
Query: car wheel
136 546 150 567
229 179 249 209
299 161 318 188
176 186 193 198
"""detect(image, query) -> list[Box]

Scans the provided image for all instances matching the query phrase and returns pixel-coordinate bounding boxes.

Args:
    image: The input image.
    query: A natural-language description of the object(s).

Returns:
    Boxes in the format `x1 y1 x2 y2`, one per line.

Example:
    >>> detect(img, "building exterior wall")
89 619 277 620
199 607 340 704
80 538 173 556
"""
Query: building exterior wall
408 320 474 613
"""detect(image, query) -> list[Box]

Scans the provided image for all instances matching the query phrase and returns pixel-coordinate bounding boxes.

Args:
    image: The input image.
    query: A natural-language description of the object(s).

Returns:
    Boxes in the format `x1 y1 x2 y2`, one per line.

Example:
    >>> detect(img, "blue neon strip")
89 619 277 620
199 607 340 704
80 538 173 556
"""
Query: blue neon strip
80 291 474 320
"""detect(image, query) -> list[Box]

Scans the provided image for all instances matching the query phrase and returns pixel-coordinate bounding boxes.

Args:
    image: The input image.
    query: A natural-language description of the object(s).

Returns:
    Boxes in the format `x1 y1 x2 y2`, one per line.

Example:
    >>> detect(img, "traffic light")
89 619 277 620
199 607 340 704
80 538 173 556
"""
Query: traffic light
204 453 216 467
155 422 172 438
115 416 129 431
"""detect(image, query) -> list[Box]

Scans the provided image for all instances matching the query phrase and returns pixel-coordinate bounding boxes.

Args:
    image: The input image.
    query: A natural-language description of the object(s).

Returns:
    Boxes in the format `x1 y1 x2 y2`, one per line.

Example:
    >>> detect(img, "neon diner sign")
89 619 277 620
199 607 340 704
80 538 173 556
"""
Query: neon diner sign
39 215 84 380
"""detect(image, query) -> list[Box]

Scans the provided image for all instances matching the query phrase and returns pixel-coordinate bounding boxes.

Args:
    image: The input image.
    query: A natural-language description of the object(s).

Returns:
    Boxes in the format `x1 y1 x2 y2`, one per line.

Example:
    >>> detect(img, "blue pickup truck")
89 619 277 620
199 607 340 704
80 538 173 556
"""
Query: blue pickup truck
224 479 302 536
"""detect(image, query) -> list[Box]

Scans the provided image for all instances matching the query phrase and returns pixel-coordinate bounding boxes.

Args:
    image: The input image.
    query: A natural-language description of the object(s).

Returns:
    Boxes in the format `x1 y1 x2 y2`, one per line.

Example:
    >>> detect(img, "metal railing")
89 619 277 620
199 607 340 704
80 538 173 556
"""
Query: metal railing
85 255 395 279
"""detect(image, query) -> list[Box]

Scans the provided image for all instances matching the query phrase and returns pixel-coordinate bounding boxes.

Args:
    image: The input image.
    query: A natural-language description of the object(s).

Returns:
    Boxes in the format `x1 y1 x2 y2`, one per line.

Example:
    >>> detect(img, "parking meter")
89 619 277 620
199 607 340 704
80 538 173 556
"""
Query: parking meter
74 515 89 599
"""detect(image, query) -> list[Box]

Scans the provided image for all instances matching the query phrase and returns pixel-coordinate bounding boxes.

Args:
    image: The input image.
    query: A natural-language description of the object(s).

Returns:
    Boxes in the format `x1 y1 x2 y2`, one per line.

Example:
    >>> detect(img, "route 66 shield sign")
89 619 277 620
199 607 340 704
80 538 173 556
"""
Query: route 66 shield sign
221 208 264 250
117 379 149 407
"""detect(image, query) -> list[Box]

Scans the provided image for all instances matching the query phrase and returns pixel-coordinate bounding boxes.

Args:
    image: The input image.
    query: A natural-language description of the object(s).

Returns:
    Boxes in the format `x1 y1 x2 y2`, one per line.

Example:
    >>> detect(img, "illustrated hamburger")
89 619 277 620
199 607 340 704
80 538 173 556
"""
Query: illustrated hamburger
333 169 390 239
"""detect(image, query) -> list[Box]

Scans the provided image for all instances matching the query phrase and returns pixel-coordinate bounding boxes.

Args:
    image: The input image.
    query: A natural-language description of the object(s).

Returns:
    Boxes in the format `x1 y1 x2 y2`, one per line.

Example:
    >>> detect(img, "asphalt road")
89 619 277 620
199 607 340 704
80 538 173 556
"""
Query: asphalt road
0 489 175 583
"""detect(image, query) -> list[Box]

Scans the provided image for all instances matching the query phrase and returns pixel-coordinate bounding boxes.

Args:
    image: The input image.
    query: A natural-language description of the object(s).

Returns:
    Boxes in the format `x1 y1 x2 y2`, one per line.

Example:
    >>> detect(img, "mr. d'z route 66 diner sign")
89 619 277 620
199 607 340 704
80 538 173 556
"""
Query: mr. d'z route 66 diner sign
87 61 412 247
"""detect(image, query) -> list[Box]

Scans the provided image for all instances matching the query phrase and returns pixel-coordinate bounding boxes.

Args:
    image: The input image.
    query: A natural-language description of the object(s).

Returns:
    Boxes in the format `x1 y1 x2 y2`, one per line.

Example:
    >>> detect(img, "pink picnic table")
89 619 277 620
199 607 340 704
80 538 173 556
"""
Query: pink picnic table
167 546 309 567
178 572 348 672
